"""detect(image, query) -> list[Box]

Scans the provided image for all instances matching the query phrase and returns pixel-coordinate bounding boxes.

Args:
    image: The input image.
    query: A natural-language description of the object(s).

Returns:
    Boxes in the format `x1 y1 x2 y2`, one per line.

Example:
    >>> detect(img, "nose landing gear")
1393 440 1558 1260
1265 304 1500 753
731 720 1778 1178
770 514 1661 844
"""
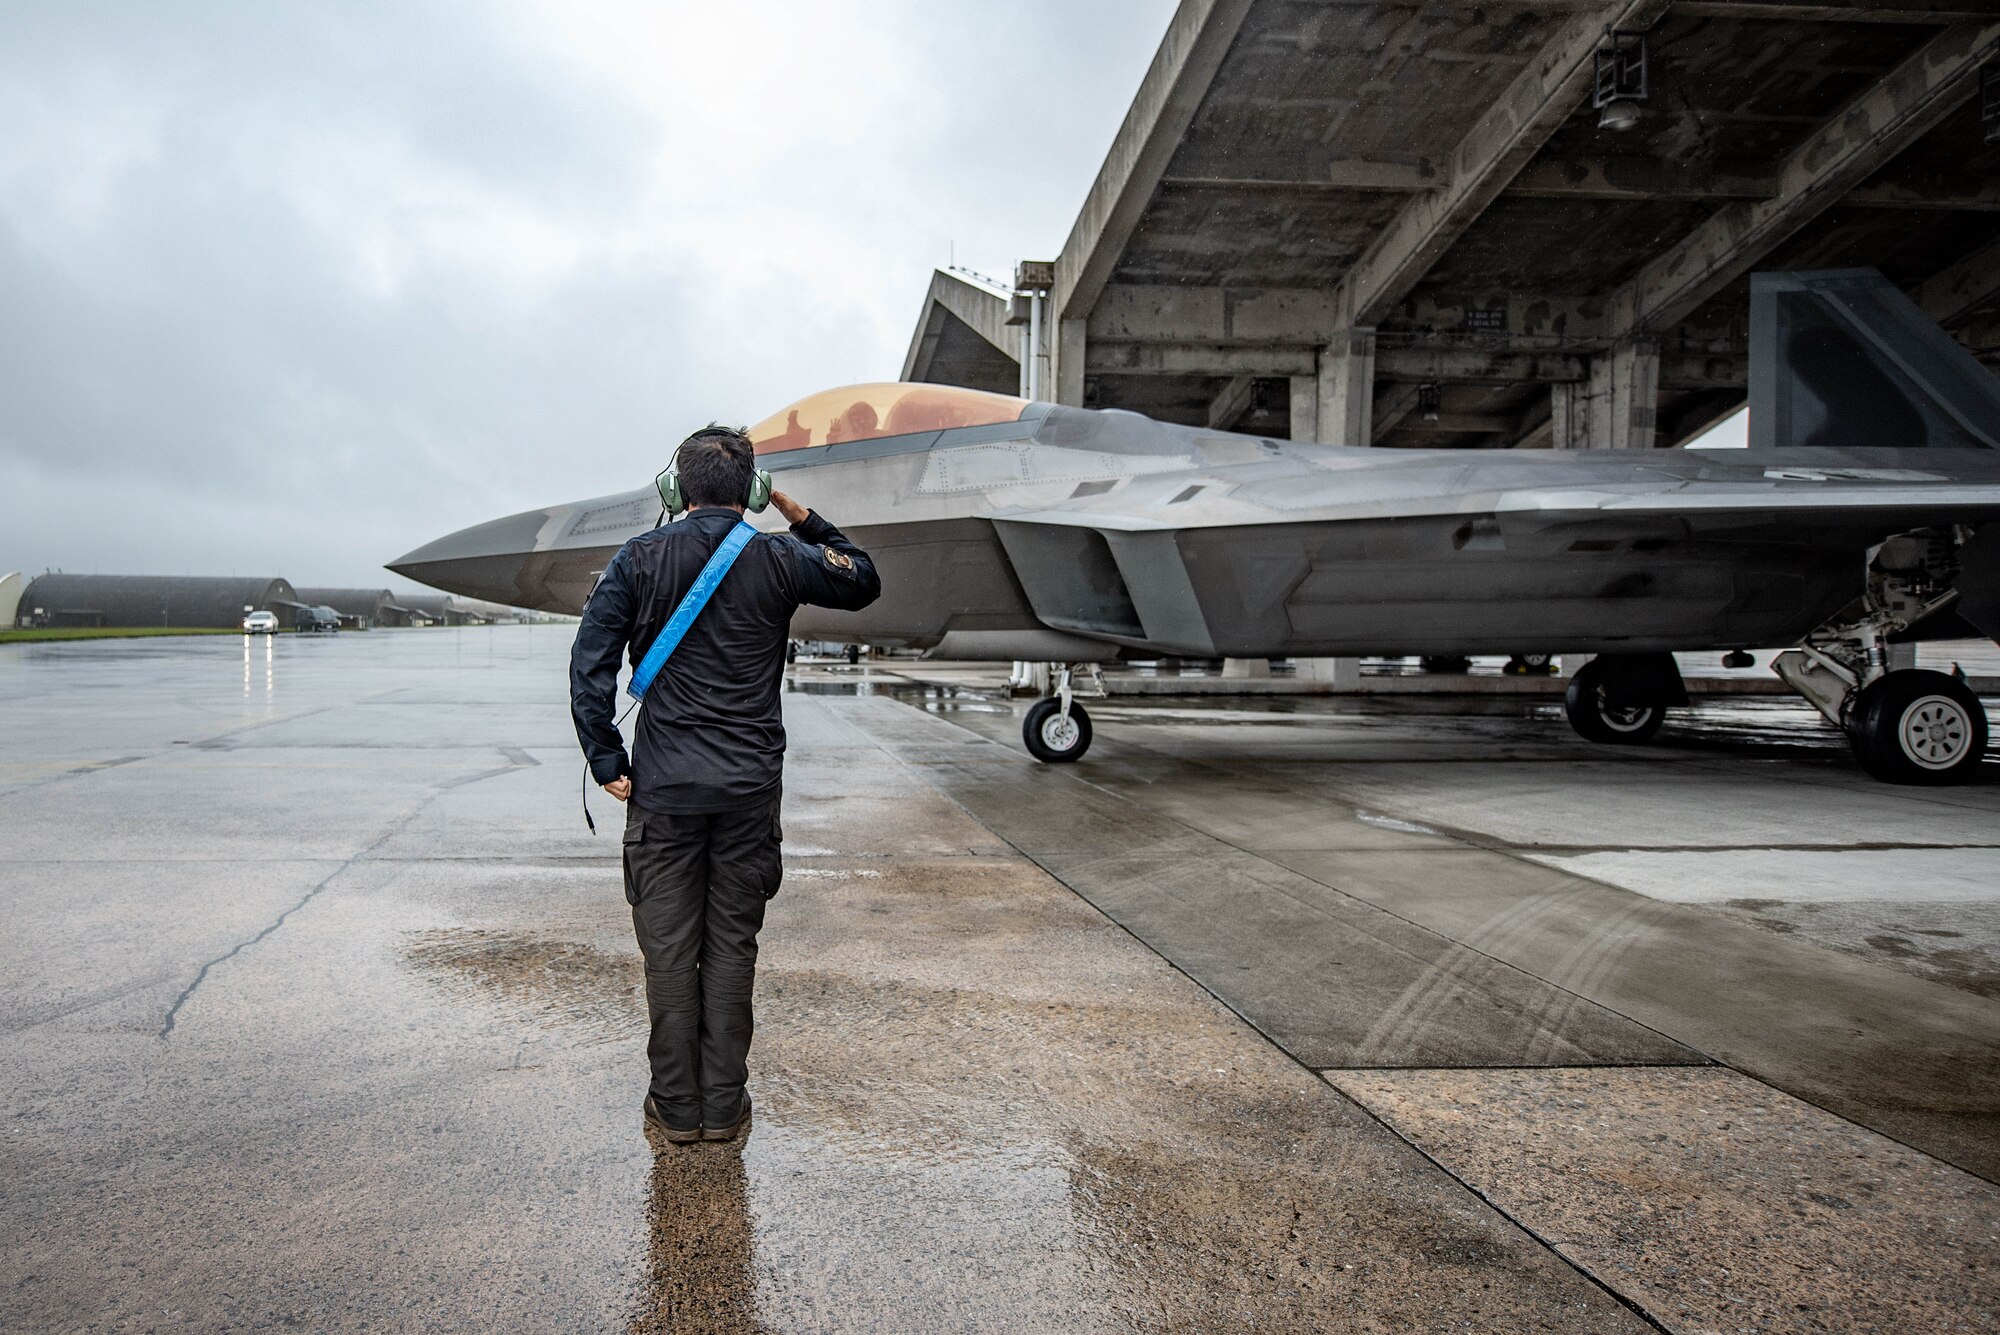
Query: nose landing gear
1021 663 1102 763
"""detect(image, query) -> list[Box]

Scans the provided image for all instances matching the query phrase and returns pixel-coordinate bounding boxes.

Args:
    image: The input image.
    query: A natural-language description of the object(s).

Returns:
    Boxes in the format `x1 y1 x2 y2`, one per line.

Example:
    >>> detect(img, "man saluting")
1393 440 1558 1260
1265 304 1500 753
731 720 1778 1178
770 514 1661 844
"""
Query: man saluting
570 424 881 1144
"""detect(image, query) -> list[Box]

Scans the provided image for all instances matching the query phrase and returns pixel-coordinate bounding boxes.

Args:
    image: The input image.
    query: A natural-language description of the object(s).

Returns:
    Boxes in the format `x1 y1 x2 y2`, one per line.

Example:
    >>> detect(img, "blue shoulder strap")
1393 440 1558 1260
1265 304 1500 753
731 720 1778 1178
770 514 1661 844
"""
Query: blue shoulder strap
626 520 758 700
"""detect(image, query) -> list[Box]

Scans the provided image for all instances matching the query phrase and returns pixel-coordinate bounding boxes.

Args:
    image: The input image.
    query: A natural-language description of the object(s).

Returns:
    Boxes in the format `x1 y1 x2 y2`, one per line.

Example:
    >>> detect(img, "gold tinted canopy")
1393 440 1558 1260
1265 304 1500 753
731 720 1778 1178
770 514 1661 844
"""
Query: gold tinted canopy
746 382 1029 455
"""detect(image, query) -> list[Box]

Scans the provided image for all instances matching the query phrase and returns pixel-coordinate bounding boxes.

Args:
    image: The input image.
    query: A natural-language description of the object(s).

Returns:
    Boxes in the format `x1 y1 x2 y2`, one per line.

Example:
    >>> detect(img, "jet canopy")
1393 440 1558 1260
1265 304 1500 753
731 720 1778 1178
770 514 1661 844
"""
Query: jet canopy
747 382 1029 456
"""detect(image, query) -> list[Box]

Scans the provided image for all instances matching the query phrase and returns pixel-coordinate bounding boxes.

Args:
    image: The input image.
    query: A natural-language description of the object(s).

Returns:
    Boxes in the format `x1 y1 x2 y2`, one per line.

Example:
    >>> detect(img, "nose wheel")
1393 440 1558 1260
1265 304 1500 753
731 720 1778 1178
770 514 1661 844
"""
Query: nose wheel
1021 663 1099 763
1023 697 1093 763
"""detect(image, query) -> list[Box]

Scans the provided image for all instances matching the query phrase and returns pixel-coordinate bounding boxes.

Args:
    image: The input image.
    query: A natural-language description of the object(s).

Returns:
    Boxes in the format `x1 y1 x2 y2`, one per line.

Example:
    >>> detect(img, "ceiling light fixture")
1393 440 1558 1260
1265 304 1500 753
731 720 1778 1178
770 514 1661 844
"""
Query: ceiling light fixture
1594 31 1649 132
1418 383 1442 423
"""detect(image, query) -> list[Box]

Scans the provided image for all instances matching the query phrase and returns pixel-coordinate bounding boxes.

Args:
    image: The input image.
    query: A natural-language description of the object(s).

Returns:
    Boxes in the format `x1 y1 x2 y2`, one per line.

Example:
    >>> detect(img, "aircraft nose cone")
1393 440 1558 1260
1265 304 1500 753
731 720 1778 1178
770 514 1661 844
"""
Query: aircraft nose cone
387 507 552 607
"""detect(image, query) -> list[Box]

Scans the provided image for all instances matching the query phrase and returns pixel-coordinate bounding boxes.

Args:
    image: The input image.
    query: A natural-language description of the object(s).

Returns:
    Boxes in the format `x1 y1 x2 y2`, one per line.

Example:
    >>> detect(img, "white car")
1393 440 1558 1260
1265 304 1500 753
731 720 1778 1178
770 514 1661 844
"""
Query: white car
242 611 279 634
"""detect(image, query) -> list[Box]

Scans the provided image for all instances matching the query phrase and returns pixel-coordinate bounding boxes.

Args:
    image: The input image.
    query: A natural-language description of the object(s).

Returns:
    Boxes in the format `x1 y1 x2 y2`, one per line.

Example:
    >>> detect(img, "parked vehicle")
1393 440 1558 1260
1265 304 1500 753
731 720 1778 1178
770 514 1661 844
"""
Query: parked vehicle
295 606 340 634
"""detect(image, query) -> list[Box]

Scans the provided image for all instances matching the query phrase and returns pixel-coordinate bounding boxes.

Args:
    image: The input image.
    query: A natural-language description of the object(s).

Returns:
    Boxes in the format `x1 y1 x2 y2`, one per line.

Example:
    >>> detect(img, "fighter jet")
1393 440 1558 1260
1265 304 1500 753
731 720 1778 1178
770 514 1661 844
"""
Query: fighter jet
390 269 2000 784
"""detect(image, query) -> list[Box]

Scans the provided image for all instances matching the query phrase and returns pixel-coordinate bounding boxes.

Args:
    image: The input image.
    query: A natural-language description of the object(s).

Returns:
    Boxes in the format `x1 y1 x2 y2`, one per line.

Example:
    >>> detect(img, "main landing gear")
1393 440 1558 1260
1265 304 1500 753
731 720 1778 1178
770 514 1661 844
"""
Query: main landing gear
1845 669 1986 784
1564 646 1989 783
1563 653 1685 745
1559 528 1990 783
1021 663 1103 763
1769 528 1989 785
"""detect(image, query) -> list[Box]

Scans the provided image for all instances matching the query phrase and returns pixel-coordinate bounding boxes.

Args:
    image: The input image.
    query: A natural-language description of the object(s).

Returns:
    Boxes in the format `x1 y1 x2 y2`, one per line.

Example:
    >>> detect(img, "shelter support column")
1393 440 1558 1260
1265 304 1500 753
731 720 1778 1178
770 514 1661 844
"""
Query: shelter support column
1054 318 1087 407
1315 328 1375 447
1288 375 1319 444
1015 289 1052 401
1295 338 1367 687
1554 340 1659 450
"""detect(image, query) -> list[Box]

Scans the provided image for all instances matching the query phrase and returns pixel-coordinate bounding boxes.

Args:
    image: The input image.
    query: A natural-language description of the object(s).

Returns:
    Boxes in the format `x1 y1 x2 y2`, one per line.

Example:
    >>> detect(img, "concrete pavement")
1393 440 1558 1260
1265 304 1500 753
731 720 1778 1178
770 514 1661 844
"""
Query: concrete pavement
3 630 1997 1332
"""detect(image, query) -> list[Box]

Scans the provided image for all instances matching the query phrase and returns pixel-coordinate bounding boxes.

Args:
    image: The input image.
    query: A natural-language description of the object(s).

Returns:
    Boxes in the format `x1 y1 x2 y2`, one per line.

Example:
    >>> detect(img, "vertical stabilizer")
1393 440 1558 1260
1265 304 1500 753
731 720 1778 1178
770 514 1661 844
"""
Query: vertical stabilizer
1749 268 2000 450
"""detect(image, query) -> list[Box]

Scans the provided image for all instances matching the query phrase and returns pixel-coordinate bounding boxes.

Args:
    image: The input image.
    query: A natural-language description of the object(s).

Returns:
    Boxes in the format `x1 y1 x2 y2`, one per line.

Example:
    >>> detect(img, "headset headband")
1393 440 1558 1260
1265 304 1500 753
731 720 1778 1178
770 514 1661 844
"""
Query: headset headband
656 427 772 517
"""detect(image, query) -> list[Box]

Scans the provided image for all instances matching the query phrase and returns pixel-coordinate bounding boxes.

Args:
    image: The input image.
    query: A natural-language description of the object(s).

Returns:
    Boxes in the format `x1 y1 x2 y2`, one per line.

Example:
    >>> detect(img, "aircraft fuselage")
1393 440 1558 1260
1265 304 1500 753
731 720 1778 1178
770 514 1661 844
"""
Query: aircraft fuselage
390 395 2000 661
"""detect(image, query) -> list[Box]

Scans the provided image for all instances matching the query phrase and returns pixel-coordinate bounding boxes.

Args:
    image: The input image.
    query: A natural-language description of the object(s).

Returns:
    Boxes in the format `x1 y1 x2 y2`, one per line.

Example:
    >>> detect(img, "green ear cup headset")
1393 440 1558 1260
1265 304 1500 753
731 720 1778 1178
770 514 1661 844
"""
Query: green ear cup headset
656 427 774 517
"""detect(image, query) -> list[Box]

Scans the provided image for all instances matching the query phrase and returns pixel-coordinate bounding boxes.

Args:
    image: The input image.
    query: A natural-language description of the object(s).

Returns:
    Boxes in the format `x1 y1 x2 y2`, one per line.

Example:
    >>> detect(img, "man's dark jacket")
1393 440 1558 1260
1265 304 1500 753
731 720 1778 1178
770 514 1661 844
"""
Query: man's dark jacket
570 507 881 814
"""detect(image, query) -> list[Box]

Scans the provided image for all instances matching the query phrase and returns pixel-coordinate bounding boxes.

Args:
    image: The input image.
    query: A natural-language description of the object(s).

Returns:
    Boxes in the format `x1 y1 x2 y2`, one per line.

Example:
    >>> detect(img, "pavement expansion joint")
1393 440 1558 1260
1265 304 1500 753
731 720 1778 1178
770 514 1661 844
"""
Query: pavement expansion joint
1316 1073 1681 1335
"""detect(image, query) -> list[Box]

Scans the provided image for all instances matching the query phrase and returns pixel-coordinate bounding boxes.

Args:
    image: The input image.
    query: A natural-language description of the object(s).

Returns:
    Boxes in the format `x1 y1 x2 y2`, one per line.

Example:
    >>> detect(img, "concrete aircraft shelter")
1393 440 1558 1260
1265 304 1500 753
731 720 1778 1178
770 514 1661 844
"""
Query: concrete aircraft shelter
13 574 300 630
905 0 2000 450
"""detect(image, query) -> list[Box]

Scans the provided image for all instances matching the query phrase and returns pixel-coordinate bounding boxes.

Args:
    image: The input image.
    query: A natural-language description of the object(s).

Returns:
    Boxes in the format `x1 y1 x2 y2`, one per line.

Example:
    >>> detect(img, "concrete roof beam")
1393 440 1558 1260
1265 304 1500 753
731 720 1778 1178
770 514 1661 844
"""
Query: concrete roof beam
1505 393 1558 449
1395 293 1609 342
1674 2 2000 21
1845 180 2000 211
1374 349 1592 385
1089 285 1342 344
1334 0 1992 10
1608 19 2000 337
1371 383 1423 442
1913 237 2000 328
1160 158 1442 193
1055 0 1256 321
1205 376 1259 431
1659 353 1750 391
1091 286 1618 346
1397 412 1516 434
1331 0 1673 328
1087 343 1317 378
1508 158 1779 202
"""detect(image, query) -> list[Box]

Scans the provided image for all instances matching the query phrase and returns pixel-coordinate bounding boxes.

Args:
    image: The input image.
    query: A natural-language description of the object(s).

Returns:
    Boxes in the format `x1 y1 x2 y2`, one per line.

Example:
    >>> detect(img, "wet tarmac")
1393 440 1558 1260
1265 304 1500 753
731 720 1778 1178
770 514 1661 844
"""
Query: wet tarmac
3 630 1997 1332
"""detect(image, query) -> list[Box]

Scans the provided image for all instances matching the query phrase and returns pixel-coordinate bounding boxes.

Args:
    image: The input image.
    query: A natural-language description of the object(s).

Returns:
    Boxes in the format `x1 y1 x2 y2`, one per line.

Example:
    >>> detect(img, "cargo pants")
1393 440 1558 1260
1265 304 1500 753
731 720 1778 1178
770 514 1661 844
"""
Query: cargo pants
621 793 783 1130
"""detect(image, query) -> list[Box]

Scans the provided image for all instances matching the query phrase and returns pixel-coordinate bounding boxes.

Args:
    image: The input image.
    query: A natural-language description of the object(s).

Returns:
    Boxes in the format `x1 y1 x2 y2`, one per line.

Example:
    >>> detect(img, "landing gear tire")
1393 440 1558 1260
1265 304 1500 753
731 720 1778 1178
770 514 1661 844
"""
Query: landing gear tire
1420 655 1472 674
1564 659 1666 745
1504 653 1556 677
845 644 860 664
1845 669 1987 785
1023 697 1092 763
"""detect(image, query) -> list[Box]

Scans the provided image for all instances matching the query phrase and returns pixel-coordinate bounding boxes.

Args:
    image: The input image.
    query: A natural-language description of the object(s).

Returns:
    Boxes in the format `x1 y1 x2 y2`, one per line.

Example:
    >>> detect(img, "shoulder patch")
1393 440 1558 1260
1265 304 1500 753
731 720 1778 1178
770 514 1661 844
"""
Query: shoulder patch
823 547 855 573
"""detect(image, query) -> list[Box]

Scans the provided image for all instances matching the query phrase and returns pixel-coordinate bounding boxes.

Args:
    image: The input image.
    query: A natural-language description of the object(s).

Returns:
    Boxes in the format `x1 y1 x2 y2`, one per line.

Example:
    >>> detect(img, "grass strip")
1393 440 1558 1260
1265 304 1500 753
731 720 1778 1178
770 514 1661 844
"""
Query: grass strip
0 627 251 643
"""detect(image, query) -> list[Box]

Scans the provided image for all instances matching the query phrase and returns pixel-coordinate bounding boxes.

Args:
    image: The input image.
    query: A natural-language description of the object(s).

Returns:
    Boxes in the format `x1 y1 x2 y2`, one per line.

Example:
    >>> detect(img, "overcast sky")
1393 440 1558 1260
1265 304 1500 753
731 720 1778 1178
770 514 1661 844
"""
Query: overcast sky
1 1 1177 589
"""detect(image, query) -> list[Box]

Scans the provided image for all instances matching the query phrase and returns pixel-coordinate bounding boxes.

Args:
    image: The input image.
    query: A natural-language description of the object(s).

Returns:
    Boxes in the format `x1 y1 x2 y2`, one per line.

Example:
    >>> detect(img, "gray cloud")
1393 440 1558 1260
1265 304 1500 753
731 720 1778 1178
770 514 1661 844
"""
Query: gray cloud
0 1 1174 588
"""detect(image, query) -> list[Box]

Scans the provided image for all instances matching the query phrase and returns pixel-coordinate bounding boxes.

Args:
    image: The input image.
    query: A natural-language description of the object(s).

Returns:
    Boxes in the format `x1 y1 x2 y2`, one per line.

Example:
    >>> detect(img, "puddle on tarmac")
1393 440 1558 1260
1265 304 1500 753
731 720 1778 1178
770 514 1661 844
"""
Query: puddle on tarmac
402 928 643 1044
401 922 1516 1333
784 674 1013 717
635 1145 762 1335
